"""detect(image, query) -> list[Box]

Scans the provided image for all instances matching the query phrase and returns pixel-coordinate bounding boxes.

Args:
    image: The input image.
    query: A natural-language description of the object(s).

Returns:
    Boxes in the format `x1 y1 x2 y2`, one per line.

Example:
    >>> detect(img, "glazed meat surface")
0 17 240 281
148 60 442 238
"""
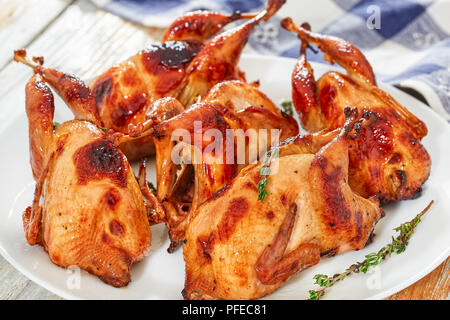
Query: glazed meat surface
90 0 285 131
282 18 431 203
120 80 299 251
17 1 285 162
183 113 383 299
22 74 151 287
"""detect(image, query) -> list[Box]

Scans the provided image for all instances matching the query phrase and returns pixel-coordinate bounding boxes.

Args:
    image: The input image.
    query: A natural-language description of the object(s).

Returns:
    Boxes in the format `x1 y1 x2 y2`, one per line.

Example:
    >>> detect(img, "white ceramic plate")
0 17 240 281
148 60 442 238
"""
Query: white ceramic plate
0 55 449 300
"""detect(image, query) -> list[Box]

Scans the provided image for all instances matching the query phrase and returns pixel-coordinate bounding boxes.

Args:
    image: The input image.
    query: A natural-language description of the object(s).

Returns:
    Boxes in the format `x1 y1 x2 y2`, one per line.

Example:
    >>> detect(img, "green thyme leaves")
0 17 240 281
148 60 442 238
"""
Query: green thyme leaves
257 148 280 202
308 200 434 300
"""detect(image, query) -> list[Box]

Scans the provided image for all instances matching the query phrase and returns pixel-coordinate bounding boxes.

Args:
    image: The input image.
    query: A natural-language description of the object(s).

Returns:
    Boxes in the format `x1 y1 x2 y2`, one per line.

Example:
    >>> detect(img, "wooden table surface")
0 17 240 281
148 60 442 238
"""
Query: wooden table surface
0 0 448 300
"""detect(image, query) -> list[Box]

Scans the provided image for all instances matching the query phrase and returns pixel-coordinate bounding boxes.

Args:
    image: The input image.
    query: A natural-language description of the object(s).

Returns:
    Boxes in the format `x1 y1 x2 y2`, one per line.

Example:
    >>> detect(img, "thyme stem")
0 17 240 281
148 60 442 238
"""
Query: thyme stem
257 148 280 202
309 200 434 300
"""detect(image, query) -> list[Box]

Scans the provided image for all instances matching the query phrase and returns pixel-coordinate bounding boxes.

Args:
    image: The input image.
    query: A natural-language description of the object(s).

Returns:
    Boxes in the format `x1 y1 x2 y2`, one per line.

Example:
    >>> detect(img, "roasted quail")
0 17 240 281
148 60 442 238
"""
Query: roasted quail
22 73 151 287
183 110 383 299
281 18 431 203
118 80 298 251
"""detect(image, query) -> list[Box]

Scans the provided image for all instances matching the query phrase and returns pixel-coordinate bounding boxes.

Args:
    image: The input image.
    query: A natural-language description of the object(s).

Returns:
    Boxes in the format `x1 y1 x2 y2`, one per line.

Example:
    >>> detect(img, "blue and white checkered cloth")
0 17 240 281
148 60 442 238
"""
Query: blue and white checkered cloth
91 0 450 121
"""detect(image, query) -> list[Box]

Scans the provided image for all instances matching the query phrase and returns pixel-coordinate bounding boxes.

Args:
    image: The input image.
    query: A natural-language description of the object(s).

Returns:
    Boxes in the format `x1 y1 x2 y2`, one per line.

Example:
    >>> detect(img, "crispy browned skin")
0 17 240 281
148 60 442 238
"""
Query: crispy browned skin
162 10 257 43
17 2 283 161
119 80 298 251
91 0 284 128
92 10 252 134
14 51 104 129
22 75 151 287
183 113 383 299
177 0 286 106
282 18 431 203
91 41 203 132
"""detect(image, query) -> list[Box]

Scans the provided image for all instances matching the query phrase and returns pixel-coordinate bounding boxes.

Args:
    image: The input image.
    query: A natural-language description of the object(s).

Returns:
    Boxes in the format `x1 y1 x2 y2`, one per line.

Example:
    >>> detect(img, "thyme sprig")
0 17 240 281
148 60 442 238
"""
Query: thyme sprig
308 200 434 300
147 181 157 193
280 100 294 117
257 148 280 202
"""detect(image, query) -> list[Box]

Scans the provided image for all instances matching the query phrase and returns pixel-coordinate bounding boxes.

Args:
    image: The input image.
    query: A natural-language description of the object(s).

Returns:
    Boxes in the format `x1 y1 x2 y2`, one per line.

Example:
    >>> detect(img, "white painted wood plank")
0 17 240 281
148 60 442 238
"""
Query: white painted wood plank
0 257 61 300
0 0 162 300
0 0 73 70
0 0 162 136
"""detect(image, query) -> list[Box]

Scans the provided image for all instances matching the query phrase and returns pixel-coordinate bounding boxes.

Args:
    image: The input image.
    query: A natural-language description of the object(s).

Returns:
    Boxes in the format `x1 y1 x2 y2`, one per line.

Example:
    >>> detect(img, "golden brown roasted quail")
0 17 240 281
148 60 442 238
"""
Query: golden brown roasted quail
281 18 431 203
183 110 383 299
22 73 151 288
117 80 298 251
91 0 284 131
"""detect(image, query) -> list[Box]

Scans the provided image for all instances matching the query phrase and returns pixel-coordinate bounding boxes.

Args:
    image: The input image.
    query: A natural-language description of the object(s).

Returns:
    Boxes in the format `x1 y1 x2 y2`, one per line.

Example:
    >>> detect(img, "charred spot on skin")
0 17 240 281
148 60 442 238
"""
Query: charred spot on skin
105 188 121 209
312 154 328 170
266 211 275 220
289 262 298 272
184 105 228 140
73 139 127 187
395 170 406 187
313 156 353 225
61 74 91 101
343 106 353 118
141 41 202 95
353 121 362 135
320 248 338 257
92 75 113 106
362 110 377 121
109 219 125 236
353 211 363 241
141 41 202 69
218 197 249 241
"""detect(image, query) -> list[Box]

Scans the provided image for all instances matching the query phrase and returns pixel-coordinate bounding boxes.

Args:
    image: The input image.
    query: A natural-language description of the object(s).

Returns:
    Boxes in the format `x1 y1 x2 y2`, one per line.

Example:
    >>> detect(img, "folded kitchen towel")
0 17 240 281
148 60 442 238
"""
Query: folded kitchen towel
91 0 450 121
